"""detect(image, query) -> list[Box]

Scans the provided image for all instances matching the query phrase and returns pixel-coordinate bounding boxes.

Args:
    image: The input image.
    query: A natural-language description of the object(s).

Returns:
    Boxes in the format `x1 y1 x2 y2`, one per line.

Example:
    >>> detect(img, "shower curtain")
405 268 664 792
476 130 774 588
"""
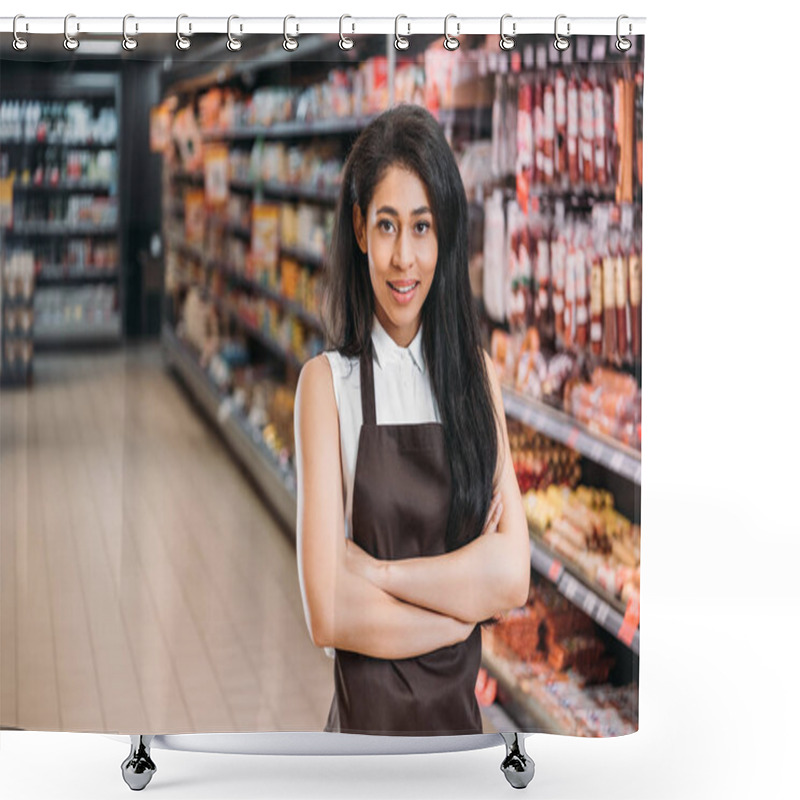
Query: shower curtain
0 22 643 741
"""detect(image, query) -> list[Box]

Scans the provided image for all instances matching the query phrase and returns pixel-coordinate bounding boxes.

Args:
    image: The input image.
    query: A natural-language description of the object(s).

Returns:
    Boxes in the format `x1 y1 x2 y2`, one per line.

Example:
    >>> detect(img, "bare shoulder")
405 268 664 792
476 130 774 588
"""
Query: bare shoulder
296 353 337 425
298 352 334 392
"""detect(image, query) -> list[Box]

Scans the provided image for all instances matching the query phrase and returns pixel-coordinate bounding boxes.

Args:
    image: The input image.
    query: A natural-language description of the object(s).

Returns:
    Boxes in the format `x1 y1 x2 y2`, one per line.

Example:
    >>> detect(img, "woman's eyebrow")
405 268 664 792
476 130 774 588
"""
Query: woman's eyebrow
375 205 432 217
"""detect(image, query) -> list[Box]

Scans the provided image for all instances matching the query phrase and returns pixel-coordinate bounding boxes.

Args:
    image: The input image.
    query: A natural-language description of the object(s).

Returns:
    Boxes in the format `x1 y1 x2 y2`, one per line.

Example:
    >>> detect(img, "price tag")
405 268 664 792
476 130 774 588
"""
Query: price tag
548 559 563 582
217 398 233 423
617 593 640 646
561 574 579 600
567 428 579 449
610 452 624 473
582 593 597 616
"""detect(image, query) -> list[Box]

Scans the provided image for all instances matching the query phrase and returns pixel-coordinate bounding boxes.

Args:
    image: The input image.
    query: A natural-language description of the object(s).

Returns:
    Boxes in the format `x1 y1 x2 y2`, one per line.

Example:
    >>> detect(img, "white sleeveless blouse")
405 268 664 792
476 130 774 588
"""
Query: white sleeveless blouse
323 312 443 544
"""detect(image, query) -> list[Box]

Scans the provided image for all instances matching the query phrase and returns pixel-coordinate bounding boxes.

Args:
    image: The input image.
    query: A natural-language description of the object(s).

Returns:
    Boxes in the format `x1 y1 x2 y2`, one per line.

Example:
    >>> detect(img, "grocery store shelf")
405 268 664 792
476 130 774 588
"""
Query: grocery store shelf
168 235 323 340
161 321 298 534
37 269 119 286
202 113 381 142
205 258 323 332
7 222 118 237
528 536 640 654
171 169 204 184
501 384 641 484
0 138 116 149
33 317 121 344
205 292 306 372
12 180 113 193
229 177 339 205
481 644 574 736
280 244 326 269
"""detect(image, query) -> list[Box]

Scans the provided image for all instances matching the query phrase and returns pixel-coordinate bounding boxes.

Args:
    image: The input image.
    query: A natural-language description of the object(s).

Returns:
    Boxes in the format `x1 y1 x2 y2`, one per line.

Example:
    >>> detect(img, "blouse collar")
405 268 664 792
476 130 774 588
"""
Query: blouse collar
371 313 425 374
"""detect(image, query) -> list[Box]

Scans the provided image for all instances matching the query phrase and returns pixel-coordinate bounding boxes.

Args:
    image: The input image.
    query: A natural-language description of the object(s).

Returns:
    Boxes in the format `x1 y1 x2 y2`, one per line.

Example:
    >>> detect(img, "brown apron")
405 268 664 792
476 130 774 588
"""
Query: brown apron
324 340 483 736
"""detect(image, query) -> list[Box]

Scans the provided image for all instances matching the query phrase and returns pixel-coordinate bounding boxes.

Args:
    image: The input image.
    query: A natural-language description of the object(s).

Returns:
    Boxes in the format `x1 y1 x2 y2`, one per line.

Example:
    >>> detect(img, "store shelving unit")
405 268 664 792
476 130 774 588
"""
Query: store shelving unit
481 644 575 735
202 113 382 142
0 73 124 349
166 233 320 367
528 537 639 653
162 320 297 529
502 385 641 485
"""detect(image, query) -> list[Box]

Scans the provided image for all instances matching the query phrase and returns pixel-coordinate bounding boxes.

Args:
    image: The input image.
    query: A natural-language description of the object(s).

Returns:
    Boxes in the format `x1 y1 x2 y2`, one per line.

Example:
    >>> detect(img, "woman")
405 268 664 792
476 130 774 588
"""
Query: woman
293 104 530 736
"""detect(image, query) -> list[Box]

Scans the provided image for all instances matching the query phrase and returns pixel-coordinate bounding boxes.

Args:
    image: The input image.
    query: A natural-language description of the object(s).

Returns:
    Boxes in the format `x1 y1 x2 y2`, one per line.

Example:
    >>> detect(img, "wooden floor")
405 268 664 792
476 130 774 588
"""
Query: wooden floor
0 343 335 734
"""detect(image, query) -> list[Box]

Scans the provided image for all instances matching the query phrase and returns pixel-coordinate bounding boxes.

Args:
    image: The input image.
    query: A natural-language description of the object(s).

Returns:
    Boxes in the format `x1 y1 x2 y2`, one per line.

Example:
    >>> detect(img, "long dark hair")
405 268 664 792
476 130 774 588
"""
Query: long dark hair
321 103 501 554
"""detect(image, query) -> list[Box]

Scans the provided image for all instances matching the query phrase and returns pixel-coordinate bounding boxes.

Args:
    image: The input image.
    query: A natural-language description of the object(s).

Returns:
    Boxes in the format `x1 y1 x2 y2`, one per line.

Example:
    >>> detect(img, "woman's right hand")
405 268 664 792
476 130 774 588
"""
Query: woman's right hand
480 489 504 537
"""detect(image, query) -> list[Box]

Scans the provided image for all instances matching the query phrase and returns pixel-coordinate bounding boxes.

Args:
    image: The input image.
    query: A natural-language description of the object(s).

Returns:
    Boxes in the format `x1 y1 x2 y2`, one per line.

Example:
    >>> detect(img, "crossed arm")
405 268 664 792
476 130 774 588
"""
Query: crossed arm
293 352 530 661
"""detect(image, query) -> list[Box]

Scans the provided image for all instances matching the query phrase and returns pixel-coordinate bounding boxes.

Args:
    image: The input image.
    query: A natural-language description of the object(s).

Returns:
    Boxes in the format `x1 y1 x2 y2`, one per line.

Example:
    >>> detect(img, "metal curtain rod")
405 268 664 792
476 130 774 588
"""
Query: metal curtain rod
0 15 646 38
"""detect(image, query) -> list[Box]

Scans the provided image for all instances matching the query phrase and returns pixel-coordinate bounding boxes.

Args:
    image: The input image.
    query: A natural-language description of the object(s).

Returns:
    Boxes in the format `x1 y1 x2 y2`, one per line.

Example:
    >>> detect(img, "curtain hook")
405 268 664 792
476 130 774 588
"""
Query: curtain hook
394 15 410 51
226 15 242 51
176 14 191 50
283 15 299 51
443 14 459 51
499 14 515 51
616 15 632 52
554 14 570 51
13 14 29 51
63 14 79 51
122 14 138 51
339 15 354 50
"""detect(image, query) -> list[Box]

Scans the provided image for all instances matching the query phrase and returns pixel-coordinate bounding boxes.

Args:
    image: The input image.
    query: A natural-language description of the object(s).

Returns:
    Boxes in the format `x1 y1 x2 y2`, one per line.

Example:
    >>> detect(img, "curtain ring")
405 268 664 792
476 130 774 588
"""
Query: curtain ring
13 14 29 51
227 15 242 51
122 14 138 51
443 14 459 51
283 15 298 51
554 14 570 51
176 14 191 50
616 15 632 52
63 14 79 51
339 15 354 50
499 14 515 51
394 15 410 51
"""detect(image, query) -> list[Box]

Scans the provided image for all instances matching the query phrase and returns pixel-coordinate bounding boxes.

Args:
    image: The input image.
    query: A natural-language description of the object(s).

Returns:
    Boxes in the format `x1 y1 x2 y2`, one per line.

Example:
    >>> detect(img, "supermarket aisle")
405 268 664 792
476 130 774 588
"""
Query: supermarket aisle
0 343 333 734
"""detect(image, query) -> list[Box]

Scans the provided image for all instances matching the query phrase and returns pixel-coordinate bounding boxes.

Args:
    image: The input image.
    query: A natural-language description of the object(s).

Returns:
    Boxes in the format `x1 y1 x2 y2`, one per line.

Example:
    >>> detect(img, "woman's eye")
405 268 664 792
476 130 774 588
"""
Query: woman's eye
377 219 431 234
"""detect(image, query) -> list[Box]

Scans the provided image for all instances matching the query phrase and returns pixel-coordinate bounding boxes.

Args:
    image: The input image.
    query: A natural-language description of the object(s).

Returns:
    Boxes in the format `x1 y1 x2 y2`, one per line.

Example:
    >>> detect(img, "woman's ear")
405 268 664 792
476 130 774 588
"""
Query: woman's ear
352 204 367 254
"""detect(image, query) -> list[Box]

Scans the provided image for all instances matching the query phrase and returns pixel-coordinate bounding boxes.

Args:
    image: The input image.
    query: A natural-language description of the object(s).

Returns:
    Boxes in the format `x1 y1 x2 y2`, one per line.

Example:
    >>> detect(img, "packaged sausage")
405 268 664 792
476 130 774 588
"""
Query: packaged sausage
602 254 617 362
552 233 566 345
592 67 608 187
629 247 642 360
567 74 580 185
579 74 595 186
574 228 589 348
555 68 567 183
614 252 629 361
564 237 576 350
590 256 603 357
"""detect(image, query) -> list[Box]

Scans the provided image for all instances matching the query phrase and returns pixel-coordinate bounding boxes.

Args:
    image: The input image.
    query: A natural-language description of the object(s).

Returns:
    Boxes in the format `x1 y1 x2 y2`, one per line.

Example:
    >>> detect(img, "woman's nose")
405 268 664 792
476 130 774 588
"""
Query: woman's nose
393 229 414 268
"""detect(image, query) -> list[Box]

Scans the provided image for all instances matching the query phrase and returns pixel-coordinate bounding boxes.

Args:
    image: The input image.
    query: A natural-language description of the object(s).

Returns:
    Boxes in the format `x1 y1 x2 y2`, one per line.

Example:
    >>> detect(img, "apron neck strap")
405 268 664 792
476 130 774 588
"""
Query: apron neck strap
360 340 377 426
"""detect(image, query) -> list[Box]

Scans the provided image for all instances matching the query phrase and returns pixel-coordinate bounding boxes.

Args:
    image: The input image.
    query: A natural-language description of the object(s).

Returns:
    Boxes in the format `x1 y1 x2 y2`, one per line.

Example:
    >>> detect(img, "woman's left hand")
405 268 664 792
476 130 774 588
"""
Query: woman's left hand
345 538 383 586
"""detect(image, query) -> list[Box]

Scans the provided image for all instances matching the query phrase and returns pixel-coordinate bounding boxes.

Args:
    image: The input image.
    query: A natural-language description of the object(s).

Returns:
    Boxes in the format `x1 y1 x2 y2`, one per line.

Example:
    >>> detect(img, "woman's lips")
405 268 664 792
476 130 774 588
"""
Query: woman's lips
387 280 419 305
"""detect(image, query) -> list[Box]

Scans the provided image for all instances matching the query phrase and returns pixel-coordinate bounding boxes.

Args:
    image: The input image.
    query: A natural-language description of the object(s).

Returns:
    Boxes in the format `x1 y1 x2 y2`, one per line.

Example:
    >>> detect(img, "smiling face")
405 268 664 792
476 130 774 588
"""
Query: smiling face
352 163 438 348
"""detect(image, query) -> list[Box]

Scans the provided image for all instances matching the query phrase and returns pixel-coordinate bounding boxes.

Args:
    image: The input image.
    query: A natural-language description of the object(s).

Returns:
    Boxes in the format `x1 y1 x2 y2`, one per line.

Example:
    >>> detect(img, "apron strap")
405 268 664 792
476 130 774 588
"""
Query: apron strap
359 341 377 427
